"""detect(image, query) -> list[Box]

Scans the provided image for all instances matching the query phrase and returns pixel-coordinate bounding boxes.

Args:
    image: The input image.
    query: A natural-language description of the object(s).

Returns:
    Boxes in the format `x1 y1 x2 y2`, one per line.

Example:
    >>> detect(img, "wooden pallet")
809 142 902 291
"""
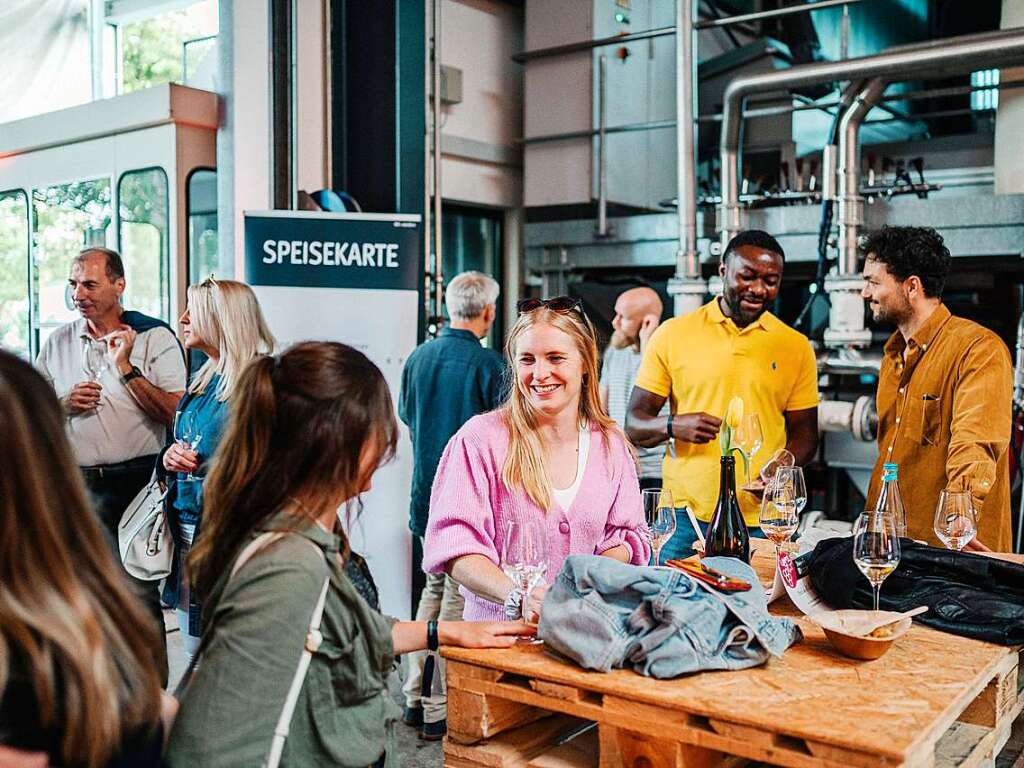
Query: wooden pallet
445 646 1022 768
445 547 1024 768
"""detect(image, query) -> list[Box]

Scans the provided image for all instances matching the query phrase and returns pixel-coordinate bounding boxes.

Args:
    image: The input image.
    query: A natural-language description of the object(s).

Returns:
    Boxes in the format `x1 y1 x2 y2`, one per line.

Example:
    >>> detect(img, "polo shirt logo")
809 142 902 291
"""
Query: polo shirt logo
772 361 777 370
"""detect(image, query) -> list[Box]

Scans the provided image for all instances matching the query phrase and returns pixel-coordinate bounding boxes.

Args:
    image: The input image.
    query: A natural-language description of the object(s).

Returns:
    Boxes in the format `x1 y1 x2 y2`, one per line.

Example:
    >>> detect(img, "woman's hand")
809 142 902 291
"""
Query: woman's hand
163 442 199 474
523 583 549 623
439 620 536 648
0 746 47 768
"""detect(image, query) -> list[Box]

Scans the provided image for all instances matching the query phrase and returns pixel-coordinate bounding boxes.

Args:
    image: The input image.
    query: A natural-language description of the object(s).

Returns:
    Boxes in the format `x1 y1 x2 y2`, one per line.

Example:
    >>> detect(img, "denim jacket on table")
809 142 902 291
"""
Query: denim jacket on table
538 555 801 678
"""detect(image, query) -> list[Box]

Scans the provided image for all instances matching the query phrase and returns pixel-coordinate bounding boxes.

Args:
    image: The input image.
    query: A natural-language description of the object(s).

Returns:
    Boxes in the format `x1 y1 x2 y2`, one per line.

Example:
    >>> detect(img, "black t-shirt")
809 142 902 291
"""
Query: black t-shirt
0 647 164 767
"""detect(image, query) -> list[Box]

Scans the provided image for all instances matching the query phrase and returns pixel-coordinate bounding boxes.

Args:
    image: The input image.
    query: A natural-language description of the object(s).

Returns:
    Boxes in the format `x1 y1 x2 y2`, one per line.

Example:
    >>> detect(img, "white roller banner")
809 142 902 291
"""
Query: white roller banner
244 210 421 619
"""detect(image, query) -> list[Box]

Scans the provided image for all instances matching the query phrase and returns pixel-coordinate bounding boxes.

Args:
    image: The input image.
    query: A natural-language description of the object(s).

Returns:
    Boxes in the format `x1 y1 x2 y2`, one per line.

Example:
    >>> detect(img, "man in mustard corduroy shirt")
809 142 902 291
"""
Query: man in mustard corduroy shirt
626 230 819 558
861 226 1012 551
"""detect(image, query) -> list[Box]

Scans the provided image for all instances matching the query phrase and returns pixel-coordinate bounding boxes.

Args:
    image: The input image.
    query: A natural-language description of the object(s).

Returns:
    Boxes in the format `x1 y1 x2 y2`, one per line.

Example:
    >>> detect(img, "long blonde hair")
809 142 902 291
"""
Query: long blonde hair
501 306 621 510
187 278 276 401
0 352 161 768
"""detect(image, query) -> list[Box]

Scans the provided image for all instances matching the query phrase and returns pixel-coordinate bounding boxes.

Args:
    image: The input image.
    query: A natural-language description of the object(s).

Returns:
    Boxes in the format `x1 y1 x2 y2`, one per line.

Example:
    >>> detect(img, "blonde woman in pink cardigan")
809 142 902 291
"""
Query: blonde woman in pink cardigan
424 297 650 622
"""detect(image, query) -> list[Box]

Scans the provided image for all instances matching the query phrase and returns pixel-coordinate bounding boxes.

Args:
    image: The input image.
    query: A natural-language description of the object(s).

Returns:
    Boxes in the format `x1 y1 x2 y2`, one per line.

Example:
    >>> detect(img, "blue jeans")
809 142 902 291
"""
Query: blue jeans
656 508 765 564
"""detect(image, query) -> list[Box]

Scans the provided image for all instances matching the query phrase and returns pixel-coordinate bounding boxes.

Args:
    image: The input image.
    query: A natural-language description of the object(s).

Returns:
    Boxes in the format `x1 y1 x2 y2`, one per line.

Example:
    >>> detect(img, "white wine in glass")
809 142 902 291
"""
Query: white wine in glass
502 520 548 631
760 483 798 549
642 488 675 566
852 510 901 611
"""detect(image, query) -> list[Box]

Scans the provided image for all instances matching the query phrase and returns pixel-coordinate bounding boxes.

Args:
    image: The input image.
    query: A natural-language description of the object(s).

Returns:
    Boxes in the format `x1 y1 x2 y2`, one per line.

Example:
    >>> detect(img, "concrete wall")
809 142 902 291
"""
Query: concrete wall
438 0 523 208
995 0 1024 195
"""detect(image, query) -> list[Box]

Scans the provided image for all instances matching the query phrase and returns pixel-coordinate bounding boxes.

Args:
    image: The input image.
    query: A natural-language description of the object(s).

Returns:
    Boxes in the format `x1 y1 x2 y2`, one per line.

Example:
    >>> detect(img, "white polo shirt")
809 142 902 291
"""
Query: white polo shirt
36 317 187 466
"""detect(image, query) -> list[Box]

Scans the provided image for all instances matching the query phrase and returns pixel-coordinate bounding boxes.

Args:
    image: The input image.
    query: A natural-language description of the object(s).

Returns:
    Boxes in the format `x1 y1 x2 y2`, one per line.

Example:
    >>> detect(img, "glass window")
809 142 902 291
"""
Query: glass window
0 191 30 359
118 168 170 320
187 168 219 283
32 179 113 346
441 206 504 350
120 0 219 94
971 69 1000 112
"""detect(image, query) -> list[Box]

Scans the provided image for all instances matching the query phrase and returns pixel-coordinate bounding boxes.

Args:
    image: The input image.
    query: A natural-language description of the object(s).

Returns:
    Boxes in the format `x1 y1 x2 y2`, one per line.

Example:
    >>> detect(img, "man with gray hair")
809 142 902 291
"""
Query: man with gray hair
398 270 504 739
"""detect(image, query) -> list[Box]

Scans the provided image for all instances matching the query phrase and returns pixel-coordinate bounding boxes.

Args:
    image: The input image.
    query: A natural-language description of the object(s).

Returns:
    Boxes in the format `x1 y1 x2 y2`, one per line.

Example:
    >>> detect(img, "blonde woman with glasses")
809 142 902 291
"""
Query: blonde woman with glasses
161 278 275 661
424 297 650 623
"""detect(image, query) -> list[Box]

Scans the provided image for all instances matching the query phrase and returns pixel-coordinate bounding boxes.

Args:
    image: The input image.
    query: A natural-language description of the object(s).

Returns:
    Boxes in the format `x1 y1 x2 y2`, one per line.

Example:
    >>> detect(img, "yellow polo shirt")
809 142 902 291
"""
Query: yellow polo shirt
635 298 819 526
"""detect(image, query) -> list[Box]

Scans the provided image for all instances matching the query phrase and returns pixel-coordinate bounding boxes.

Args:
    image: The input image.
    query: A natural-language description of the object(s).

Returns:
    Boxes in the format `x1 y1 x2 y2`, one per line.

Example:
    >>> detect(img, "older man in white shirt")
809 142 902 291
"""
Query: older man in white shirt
36 247 185 683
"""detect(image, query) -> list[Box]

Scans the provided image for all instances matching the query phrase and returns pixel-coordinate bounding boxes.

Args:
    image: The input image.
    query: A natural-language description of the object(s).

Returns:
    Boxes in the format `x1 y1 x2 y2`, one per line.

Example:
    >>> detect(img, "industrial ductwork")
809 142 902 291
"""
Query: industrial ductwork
823 77 886 349
718 27 1024 249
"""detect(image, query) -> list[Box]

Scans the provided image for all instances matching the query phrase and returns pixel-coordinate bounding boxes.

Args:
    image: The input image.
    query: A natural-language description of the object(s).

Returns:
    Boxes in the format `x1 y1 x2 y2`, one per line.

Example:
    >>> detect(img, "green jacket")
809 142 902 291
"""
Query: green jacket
167 513 401 767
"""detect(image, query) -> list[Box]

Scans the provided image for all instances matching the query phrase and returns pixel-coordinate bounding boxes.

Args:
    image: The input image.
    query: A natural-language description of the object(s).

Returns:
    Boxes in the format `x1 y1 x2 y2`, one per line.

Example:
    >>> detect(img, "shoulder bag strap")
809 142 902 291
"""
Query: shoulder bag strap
265 569 330 768
229 532 330 768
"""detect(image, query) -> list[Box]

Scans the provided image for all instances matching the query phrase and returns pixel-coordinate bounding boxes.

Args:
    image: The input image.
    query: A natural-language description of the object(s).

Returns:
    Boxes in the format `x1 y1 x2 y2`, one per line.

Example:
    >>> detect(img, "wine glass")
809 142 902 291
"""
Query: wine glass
760 448 795 485
642 488 676 566
501 520 548 628
852 510 901 611
82 340 109 383
175 410 204 480
733 414 764 466
759 479 799 562
933 489 977 551
774 465 808 515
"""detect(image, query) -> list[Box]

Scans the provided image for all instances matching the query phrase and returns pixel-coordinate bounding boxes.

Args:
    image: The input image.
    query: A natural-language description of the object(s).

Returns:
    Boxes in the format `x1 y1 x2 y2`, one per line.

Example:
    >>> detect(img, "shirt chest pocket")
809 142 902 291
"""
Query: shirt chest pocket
311 623 382 706
915 394 943 447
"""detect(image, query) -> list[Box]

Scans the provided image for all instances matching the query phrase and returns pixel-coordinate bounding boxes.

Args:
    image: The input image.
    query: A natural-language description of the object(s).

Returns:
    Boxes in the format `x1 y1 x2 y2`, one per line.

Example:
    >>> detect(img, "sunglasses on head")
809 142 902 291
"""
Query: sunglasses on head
516 296 583 316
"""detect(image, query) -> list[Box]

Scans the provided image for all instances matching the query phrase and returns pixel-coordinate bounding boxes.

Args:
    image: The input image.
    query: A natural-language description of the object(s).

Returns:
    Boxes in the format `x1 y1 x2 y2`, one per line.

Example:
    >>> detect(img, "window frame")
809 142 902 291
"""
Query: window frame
116 165 171 321
0 188 32 358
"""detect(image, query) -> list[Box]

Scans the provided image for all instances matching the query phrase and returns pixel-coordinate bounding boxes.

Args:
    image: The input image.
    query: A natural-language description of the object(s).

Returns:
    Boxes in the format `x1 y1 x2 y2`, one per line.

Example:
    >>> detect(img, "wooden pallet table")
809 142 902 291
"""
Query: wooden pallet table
444 545 1024 768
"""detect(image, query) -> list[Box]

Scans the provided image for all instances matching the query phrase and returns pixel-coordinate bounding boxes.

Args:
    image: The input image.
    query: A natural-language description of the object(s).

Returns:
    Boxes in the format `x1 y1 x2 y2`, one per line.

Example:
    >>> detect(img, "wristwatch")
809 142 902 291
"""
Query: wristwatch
120 365 143 385
504 585 525 620
426 619 439 651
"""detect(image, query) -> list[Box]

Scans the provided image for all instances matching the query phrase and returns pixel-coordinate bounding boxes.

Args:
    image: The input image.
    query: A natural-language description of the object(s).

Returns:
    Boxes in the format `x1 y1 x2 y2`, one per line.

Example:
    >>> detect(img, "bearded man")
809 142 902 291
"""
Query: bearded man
599 286 666 489
626 230 819 558
861 226 1012 550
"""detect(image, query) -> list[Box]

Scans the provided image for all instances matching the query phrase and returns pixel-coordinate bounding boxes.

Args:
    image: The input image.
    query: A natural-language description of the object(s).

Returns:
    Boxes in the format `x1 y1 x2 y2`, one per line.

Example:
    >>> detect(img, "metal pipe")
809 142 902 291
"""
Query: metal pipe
719 27 1024 246
512 26 675 64
676 0 699 279
289 0 299 210
432 0 443 321
521 78 1024 146
694 0 863 30
597 55 609 238
423 0 433 330
837 78 886 275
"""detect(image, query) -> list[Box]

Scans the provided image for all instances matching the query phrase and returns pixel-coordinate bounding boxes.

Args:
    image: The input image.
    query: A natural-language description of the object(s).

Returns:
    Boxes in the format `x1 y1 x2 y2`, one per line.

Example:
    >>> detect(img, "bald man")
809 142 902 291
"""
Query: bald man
600 286 667 489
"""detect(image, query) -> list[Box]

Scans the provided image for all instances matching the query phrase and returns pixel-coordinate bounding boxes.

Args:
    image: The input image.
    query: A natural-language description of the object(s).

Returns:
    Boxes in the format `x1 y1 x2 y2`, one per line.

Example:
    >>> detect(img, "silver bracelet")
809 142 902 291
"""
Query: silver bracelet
503 585 525 620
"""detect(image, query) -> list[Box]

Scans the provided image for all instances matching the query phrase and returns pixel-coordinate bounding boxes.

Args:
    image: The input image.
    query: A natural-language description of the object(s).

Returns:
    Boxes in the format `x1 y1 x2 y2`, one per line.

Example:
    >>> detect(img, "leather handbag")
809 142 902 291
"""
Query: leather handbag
117 473 174 581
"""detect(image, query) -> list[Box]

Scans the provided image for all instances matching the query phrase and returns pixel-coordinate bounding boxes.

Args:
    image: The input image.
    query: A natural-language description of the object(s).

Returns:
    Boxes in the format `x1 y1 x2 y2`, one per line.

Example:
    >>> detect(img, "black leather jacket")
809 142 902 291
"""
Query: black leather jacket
807 537 1024 645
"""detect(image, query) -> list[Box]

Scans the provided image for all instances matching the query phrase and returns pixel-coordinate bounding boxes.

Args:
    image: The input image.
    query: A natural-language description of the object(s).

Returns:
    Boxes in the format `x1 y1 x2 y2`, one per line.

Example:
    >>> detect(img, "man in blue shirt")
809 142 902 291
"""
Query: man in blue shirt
399 270 504 739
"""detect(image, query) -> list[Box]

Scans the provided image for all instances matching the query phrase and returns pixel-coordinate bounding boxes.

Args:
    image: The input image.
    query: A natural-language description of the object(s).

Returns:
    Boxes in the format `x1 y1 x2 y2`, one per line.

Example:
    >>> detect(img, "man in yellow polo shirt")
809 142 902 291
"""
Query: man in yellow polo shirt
626 230 819 558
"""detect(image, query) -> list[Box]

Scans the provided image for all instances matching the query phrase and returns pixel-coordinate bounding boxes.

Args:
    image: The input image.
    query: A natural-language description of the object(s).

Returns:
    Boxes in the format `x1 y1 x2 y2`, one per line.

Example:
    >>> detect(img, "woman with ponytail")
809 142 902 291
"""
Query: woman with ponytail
0 351 166 767
166 341 531 767
424 298 649 623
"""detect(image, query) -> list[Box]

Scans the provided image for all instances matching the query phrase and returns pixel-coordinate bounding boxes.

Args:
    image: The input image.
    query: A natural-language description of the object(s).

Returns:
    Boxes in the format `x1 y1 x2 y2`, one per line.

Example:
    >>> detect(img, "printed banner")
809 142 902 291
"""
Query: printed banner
245 211 421 619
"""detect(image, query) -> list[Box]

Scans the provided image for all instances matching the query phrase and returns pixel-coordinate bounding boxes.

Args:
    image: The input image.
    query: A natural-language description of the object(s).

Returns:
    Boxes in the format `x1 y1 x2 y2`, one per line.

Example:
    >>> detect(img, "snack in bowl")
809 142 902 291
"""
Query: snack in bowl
810 609 913 660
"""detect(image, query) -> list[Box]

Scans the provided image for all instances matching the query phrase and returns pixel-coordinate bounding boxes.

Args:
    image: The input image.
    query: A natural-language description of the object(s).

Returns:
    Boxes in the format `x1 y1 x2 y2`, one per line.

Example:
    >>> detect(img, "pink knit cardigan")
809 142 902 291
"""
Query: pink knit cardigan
423 410 650 620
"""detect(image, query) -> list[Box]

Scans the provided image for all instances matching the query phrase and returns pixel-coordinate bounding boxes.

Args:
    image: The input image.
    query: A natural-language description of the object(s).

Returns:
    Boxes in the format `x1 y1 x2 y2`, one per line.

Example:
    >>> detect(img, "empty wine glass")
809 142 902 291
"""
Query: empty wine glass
760 448 795 485
774 465 808 515
933 489 977 551
733 414 764 471
759 479 799 561
642 488 676 566
175 410 204 480
501 520 548 629
852 510 901 611
82 339 109 383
